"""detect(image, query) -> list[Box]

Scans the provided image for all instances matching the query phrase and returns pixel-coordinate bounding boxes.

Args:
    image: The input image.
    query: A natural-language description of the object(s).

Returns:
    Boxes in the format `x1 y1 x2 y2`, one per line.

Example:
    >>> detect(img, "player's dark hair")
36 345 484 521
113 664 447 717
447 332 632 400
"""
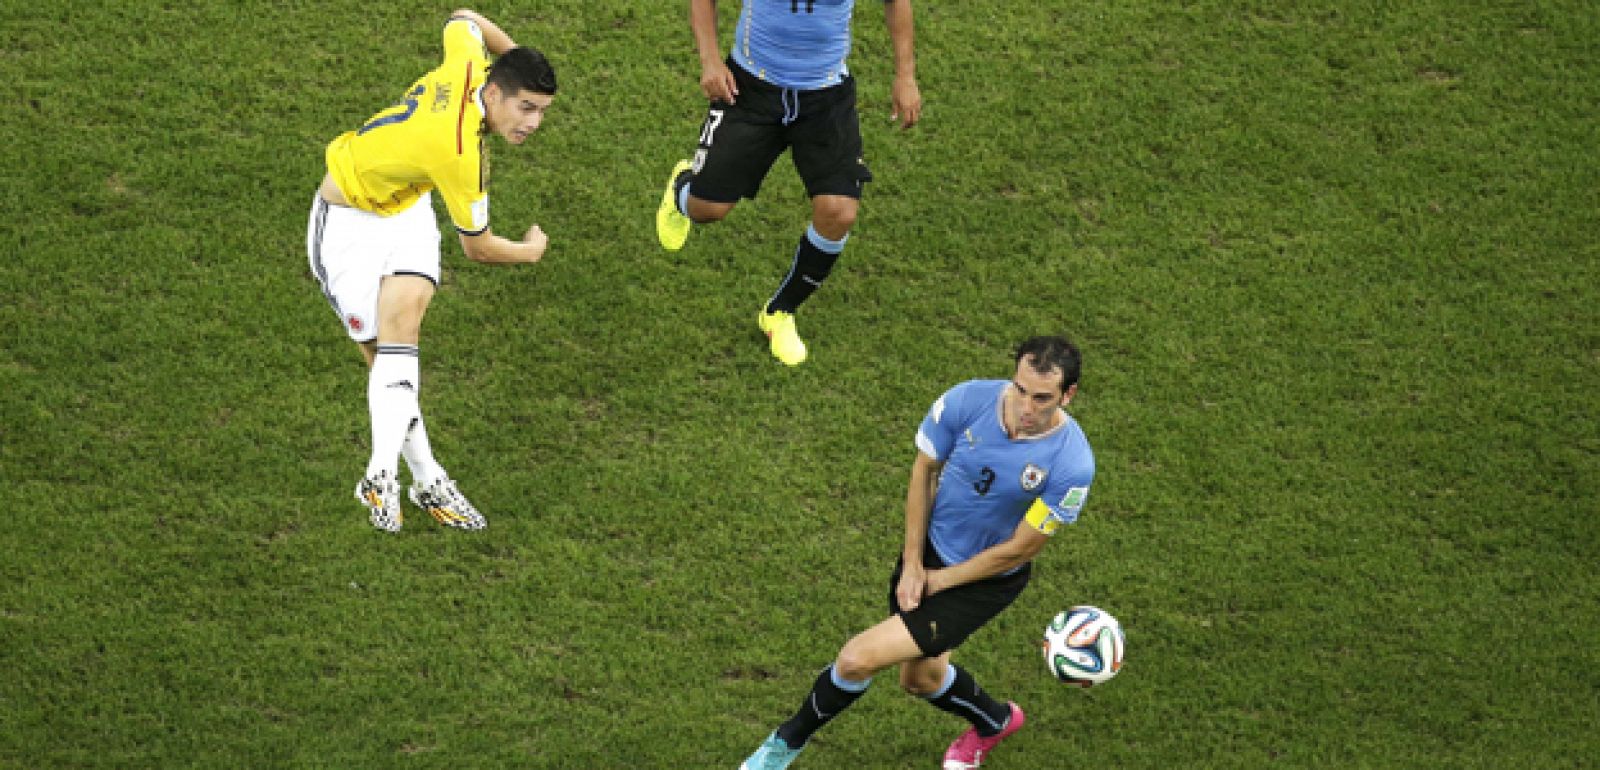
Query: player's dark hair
488 46 557 96
1014 335 1081 391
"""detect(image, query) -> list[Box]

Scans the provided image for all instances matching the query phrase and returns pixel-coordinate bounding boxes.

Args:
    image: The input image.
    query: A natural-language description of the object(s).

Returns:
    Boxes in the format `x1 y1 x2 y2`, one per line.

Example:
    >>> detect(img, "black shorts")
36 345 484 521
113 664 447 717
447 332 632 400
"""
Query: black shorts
689 59 872 203
888 543 1031 658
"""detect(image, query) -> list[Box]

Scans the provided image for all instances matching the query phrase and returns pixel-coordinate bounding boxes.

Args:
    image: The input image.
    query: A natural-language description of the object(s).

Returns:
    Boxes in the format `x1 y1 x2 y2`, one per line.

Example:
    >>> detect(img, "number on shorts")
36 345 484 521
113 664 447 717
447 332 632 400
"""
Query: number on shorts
698 109 725 146
790 0 817 12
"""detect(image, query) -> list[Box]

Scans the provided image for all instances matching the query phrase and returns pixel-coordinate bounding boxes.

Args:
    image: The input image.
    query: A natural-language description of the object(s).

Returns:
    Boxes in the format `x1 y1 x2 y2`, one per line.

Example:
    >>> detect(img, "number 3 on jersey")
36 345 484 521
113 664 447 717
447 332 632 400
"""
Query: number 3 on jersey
973 467 996 495
358 83 426 135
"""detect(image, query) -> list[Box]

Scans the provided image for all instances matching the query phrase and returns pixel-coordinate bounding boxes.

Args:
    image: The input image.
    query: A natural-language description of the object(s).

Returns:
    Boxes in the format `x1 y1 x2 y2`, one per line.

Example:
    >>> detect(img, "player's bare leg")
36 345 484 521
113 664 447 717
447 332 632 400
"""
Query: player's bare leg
742 615 921 768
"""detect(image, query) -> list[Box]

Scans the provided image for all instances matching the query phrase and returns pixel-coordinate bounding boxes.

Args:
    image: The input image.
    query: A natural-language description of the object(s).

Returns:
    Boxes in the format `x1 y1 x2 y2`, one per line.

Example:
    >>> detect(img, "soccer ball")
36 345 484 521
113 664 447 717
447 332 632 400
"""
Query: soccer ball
1042 606 1125 687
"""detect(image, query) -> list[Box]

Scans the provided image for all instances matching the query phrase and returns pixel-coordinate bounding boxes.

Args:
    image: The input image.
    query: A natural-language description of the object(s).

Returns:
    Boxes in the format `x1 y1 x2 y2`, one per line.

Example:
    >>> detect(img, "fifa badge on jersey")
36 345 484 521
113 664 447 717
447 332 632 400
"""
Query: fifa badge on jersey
1060 487 1088 516
1021 463 1047 492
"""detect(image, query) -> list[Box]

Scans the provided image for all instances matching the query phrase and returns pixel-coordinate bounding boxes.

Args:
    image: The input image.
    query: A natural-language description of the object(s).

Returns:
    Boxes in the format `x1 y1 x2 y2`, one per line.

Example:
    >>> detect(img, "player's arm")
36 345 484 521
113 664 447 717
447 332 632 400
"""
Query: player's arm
884 0 921 128
896 451 943 611
691 0 738 102
450 8 516 55
926 515 1050 595
459 226 548 264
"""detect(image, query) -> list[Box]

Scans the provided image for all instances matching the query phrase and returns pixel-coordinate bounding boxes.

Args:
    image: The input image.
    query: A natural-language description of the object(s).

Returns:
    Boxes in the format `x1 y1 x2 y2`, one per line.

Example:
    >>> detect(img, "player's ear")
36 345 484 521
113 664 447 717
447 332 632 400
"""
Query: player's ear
1060 383 1078 407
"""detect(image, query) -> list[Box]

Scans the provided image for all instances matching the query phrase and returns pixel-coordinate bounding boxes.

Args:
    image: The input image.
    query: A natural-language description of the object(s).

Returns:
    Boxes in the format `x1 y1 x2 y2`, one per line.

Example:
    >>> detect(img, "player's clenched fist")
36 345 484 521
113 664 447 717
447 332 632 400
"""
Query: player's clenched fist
522 224 549 262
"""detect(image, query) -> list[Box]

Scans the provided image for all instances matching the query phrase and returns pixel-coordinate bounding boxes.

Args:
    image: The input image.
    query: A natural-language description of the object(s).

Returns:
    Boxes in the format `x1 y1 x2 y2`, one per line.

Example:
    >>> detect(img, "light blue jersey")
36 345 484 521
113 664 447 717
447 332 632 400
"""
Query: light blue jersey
732 0 856 89
915 380 1096 570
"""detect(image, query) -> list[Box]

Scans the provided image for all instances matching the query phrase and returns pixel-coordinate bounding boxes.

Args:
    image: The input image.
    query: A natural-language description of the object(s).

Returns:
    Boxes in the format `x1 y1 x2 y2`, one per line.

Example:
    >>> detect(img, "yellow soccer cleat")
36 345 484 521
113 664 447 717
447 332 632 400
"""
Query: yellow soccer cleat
655 159 694 251
758 309 808 366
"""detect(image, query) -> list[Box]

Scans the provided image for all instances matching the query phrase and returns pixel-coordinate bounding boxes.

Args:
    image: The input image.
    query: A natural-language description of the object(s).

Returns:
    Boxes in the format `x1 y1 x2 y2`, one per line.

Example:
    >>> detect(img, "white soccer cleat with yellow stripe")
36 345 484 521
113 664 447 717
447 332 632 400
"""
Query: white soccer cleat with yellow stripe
355 471 403 533
409 477 487 531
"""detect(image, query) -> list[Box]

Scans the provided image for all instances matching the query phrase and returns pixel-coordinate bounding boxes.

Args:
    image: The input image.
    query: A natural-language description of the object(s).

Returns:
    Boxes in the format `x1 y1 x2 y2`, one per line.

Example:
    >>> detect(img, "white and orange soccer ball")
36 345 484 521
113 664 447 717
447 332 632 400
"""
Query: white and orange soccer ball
1042 606 1126 687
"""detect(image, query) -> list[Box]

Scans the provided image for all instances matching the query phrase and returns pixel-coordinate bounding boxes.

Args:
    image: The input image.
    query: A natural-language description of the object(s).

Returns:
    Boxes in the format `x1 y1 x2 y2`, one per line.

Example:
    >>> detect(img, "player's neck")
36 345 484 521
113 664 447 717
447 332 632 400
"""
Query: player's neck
1000 392 1065 440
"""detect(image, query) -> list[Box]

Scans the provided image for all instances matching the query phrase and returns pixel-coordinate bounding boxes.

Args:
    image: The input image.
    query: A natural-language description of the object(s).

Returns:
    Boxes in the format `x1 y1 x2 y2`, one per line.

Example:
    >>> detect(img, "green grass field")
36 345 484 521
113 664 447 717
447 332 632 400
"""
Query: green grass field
2 0 1596 767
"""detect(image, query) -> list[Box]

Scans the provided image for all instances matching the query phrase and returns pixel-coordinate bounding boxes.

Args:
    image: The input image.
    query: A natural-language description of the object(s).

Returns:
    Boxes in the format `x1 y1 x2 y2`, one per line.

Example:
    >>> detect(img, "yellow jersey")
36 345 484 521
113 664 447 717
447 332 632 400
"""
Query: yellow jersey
325 17 492 234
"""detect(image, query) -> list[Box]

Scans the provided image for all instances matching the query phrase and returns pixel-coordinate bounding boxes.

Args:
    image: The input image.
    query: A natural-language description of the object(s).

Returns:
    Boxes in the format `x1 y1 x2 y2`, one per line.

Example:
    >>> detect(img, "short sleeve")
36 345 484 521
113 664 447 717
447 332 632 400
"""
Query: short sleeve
443 16 489 60
914 381 974 462
436 154 488 234
1038 466 1093 530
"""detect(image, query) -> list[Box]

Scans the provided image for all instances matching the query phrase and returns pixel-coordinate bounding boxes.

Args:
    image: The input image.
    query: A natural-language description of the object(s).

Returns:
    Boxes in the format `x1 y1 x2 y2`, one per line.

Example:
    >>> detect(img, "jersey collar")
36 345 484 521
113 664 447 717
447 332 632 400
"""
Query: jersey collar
996 385 1068 442
472 85 488 134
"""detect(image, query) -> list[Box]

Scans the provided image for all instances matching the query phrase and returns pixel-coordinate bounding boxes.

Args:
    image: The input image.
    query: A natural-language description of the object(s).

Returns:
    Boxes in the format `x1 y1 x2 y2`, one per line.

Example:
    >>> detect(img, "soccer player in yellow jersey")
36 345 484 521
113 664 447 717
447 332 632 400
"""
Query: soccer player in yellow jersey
306 9 556 532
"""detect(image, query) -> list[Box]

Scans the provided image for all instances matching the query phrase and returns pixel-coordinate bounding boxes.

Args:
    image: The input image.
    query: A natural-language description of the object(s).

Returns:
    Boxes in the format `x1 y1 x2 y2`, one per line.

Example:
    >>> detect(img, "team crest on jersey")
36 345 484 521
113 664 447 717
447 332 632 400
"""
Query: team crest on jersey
1020 463 1047 492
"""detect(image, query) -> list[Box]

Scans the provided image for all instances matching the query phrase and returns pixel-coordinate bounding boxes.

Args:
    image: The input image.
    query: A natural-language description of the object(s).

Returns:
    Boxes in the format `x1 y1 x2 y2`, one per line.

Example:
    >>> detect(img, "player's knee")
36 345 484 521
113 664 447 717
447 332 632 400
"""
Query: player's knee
898 668 943 697
833 644 880 682
375 278 434 341
811 197 858 235
686 198 733 224
377 304 425 341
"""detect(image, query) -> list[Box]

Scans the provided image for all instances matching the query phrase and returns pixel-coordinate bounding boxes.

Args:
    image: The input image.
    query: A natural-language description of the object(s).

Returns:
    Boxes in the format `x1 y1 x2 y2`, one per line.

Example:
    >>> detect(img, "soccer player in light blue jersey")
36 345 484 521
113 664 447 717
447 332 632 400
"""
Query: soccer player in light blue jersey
742 336 1096 770
655 0 922 367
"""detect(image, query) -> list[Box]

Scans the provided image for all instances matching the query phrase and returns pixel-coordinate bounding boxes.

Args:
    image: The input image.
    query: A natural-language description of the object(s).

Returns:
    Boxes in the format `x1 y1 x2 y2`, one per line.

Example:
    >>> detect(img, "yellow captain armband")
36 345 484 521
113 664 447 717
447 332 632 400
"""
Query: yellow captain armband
1025 498 1061 536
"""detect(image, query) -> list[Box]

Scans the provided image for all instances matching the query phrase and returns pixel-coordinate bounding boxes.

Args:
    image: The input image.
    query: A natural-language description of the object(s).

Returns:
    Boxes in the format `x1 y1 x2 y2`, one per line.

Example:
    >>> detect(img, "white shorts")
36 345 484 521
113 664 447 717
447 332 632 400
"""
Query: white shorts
306 191 442 342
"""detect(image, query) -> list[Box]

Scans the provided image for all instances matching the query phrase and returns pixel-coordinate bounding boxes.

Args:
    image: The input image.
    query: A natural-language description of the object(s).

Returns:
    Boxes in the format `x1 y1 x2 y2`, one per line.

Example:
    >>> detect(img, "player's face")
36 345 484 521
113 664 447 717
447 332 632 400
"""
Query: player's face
488 86 553 145
1007 357 1074 436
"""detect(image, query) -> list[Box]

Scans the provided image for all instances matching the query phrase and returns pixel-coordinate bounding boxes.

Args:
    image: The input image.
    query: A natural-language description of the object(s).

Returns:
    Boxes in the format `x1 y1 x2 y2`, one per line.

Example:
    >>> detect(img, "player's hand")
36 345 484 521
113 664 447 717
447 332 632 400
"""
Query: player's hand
896 563 927 611
700 60 739 104
522 224 549 263
890 75 921 129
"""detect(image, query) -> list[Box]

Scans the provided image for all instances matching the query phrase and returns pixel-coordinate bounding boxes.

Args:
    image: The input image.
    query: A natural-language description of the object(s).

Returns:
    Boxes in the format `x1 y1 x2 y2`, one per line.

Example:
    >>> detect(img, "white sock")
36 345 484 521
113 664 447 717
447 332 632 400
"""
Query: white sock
401 416 446 486
365 344 420 480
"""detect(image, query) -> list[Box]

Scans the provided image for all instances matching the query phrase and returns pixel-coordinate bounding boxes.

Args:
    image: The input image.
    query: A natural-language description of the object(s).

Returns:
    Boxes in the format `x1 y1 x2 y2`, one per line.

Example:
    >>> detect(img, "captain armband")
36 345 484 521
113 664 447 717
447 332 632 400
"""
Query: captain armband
1025 498 1062 536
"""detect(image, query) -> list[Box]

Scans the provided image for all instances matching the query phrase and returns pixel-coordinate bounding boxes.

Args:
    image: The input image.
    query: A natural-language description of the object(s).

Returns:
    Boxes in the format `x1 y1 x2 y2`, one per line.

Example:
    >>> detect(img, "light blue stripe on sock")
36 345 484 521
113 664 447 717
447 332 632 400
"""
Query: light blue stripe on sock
950 695 1005 733
677 182 691 217
828 664 871 693
805 223 847 254
925 663 957 700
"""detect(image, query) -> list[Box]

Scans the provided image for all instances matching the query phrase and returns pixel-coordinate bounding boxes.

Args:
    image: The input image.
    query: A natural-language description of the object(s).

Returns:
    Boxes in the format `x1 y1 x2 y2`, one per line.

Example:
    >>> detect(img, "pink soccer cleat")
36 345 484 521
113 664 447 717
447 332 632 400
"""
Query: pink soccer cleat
942 702 1025 770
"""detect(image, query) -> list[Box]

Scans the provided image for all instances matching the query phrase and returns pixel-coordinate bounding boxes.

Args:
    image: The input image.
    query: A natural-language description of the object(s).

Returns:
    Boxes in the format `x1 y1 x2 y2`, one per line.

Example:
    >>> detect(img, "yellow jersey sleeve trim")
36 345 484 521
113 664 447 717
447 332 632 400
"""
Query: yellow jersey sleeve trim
1025 498 1061 536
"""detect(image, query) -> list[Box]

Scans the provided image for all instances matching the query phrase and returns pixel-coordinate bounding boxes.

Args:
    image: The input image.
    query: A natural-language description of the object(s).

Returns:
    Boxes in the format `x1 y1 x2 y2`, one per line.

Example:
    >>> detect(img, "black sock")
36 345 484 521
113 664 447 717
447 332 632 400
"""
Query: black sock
775 665 871 747
925 664 1011 737
765 224 844 314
